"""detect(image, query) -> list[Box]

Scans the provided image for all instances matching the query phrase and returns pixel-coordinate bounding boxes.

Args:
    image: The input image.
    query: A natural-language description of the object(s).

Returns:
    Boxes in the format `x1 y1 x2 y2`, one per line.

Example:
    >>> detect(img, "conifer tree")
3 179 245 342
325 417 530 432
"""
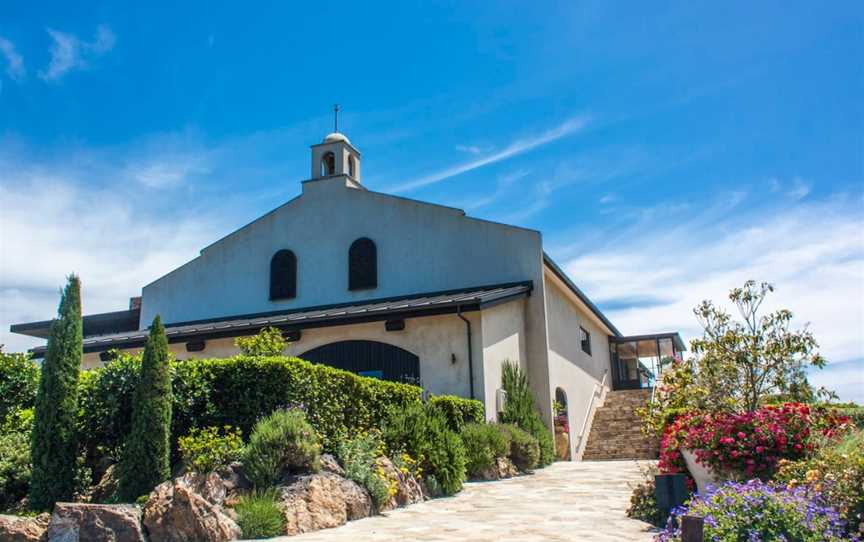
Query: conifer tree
30 275 83 510
117 315 173 501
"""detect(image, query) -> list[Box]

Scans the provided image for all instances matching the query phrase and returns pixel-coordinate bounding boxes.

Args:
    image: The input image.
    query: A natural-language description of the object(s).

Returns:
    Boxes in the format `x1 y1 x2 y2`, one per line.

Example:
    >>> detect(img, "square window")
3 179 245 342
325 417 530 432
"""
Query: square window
580 327 592 355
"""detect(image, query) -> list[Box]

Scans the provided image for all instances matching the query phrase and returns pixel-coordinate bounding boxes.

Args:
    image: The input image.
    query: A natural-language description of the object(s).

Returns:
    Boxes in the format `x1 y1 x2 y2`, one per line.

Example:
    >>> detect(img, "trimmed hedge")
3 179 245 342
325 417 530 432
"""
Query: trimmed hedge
429 395 485 433
79 355 424 458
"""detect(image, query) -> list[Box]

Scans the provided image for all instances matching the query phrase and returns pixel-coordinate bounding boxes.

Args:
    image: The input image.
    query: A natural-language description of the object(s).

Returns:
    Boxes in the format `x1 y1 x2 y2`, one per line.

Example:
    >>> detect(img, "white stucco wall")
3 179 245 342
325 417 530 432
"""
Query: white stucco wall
83 310 486 401
542 269 614 459
141 176 544 327
479 298 528 421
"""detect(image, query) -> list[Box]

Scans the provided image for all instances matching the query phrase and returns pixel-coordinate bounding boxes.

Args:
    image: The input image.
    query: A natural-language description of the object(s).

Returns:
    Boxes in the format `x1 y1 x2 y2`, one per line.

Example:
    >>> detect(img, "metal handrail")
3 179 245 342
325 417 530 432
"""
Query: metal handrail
576 370 607 451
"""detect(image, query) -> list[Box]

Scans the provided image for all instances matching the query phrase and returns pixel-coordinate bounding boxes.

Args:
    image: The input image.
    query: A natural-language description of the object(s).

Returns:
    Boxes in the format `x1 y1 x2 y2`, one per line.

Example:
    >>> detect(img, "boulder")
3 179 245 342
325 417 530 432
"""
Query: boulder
277 472 372 535
47 503 145 542
477 457 519 481
376 457 424 511
216 463 251 498
0 513 49 542
319 454 345 477
143 477 241 542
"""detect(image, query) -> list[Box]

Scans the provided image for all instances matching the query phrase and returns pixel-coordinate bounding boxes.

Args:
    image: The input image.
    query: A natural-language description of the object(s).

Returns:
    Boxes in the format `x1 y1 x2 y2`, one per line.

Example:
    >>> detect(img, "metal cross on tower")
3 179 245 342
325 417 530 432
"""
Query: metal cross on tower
333 104 339 133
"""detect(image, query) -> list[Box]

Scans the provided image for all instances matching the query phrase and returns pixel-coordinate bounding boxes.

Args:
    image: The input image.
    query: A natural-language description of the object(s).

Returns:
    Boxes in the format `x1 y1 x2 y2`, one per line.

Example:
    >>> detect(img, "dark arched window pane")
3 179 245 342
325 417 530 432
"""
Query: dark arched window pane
270 249 297 300
349 238 377 290
321 152 336 176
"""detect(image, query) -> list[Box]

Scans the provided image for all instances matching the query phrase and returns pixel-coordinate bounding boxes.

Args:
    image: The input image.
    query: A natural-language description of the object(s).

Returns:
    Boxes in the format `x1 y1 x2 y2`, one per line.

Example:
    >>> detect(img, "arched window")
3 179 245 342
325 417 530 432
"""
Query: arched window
320 152 336 176
348 155 356 177
270 249 297 300
349 238 377 290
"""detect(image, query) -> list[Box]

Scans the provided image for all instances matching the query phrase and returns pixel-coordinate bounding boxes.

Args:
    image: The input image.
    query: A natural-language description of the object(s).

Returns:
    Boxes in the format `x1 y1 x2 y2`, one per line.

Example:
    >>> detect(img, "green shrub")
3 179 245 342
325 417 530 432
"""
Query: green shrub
30 274 83 511
499 361 554 467
833 404 864 430
461 422 510 479
117 316 173 502
77 353 141 461
0 349 40 423
0 428 31 511
775 429 864 535
178 426 244 473
383 403 466 496
235 327 286 357
499 424 539 471
234 489 285 538
244 409 321 488
429 395 484 433
336 430 392 508
78 355 423 461
626 478 663 526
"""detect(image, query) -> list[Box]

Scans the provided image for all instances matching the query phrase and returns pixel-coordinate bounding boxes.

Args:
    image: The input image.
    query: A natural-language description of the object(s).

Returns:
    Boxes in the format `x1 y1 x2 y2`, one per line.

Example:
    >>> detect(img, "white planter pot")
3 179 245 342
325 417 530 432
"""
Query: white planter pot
680 448 719 495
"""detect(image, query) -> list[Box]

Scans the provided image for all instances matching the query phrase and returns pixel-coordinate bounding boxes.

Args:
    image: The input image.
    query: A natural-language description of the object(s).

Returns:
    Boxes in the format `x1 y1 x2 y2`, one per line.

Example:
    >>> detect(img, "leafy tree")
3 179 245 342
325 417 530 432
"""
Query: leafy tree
640 280 829 435
499 361 554 467
235 327 287 357
691 280 825 412
117 315 173 501
29 275 83 510
0 347 40 422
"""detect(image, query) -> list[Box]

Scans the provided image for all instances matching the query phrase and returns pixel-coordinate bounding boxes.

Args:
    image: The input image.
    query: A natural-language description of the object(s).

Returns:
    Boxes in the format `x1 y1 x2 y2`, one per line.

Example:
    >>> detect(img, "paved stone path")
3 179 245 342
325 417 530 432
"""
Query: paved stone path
264 460 659 542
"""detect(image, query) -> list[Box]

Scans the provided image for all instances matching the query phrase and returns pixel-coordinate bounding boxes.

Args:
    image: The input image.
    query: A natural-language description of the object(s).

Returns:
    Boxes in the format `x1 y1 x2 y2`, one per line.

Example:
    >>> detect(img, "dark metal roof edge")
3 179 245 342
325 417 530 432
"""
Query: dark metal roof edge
11 308 141 337
162 280 532 329
29 282 533 357
542 253 622 337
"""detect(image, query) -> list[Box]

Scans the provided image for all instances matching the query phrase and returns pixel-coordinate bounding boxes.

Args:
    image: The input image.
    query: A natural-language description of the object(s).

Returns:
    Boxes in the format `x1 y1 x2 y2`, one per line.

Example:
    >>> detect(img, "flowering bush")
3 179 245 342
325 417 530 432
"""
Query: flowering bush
656 479 857 542
178 425 244 473
659 403 850 479
775 429 864 537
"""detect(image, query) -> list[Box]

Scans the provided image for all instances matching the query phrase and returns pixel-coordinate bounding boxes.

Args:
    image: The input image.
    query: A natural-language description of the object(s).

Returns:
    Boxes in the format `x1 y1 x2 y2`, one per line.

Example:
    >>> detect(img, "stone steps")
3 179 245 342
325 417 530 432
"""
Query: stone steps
582 389 659 461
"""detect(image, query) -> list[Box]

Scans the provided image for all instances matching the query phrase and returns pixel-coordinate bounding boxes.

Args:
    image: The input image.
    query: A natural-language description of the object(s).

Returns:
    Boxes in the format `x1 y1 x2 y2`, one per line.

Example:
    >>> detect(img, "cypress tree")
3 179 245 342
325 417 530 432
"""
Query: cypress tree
117 315 173 501
30 274 83 510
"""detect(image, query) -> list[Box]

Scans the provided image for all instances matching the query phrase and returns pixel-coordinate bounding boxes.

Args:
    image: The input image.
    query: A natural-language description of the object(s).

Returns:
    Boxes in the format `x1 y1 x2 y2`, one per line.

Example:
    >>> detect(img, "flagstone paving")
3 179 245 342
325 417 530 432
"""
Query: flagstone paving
262 460 659 542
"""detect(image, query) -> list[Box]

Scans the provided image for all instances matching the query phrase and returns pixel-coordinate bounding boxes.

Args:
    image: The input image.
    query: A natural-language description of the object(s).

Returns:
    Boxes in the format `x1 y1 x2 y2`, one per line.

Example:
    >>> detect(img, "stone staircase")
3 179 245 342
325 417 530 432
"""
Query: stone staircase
582 389 659 460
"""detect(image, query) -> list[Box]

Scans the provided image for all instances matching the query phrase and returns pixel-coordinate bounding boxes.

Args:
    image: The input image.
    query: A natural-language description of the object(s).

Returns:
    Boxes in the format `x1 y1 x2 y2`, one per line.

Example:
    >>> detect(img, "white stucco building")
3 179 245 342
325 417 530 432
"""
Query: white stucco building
12 131 683 460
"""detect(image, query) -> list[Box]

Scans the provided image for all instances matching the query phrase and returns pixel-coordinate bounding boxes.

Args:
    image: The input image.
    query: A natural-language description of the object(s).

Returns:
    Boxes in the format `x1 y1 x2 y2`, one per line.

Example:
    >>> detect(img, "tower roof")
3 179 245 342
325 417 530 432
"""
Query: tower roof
323 132 350 144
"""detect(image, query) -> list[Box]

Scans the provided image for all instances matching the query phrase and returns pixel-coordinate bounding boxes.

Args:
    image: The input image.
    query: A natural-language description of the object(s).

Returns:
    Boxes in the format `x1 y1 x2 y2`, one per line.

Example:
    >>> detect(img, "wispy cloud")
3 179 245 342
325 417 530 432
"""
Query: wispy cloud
455 144 492 155
40 25 115 81
0 36 25 80
555 192 864 399
390 115 591 193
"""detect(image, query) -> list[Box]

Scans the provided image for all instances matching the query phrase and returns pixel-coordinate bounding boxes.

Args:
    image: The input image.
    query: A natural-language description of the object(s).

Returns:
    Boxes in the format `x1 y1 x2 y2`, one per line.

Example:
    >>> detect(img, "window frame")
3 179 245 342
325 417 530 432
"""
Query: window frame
348 237 377 291
580 326 592 356
269 249 297 301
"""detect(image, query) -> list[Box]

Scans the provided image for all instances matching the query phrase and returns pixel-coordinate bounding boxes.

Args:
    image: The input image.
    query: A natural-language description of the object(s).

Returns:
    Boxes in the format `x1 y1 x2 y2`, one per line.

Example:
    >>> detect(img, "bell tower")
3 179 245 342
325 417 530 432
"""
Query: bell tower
309 105 362 185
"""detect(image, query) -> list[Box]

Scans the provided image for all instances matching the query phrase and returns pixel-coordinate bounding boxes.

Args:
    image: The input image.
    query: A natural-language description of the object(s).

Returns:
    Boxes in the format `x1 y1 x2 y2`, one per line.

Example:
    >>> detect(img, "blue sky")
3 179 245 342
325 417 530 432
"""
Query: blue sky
1 2 862 401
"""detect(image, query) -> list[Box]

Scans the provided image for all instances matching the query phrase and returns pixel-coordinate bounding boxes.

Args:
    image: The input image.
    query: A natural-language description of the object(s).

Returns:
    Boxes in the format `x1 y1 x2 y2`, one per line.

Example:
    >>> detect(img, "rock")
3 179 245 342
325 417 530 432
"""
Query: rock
477 457 519 481
143 477 241 542
376 457 424 511
88 464 120 503
47 503 145 542
319 454 345 477
338 478 373 520
278 472 373 535
217 463 251 497
0 513 49 542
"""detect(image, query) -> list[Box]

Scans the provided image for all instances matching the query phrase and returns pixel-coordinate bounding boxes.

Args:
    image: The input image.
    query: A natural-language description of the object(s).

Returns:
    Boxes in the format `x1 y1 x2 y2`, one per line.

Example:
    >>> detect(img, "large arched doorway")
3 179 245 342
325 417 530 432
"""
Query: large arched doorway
300 340 420 384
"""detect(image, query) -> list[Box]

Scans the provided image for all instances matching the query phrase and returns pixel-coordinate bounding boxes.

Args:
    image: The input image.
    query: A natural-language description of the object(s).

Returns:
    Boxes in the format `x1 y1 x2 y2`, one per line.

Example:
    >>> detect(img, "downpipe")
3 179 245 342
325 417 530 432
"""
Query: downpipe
456 306 475 400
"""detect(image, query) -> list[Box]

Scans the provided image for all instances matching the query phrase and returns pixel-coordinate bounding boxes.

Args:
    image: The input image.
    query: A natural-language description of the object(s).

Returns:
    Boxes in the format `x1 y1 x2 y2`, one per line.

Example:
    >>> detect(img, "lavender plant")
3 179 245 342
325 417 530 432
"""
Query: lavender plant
656 479 857 542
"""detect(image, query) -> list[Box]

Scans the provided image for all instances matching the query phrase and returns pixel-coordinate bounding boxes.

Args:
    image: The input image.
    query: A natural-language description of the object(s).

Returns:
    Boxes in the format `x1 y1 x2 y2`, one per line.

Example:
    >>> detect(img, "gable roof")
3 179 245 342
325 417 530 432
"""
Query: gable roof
542 253 621 336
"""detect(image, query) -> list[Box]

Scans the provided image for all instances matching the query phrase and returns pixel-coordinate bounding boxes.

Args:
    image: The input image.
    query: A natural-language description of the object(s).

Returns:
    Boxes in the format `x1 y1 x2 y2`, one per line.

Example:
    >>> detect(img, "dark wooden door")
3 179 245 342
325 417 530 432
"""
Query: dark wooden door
300 340 420 384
